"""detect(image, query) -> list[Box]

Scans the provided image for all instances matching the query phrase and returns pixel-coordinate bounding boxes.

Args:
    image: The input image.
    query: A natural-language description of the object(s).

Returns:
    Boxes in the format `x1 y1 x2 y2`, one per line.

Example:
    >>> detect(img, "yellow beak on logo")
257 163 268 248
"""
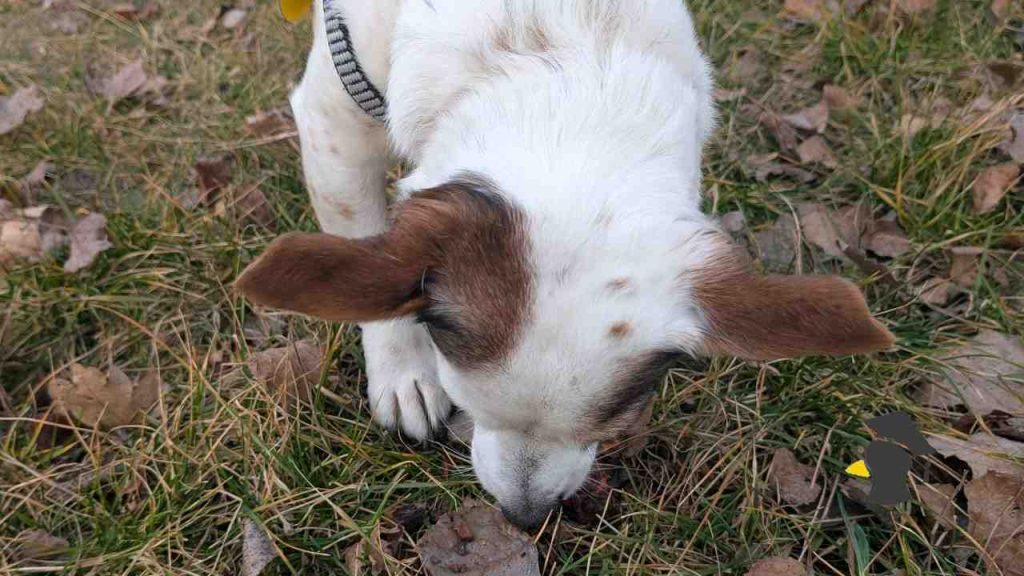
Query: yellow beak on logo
280 0 312 23
845 460 871 479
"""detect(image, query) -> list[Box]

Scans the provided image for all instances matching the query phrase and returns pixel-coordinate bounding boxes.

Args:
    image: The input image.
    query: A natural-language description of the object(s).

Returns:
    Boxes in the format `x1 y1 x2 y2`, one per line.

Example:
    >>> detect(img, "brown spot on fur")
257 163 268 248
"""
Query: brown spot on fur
693 235 895 360
607 278 631 292
608 321 632 339
235 176 532 369
329 199 355 219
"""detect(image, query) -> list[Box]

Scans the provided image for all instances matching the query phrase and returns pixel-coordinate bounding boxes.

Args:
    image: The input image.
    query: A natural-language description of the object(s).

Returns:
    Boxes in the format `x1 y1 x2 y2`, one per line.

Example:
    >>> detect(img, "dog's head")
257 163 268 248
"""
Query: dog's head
236 176 894 529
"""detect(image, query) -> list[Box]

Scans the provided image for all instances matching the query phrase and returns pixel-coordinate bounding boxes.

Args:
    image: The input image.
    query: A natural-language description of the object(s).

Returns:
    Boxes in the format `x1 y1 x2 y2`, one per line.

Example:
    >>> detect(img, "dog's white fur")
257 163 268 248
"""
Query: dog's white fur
290 0 715 524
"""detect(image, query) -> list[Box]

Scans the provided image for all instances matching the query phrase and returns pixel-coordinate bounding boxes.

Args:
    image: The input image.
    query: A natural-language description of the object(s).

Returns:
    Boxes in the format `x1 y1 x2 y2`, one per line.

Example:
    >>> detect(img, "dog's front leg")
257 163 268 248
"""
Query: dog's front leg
289 8 450 440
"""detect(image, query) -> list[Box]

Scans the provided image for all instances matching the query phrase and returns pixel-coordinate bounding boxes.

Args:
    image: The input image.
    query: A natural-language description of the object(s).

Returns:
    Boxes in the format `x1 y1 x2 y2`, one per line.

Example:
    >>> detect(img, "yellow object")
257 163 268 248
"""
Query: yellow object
846 460 871 478
280 0 312 23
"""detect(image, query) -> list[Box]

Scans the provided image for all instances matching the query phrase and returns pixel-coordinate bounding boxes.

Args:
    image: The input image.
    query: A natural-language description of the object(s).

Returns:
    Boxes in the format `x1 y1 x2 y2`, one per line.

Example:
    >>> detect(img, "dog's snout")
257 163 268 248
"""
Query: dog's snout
501 502 555 532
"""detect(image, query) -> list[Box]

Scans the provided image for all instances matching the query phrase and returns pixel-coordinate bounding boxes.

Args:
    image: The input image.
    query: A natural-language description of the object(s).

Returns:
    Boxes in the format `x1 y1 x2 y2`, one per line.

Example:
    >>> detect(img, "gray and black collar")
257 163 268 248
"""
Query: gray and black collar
323 0 387 122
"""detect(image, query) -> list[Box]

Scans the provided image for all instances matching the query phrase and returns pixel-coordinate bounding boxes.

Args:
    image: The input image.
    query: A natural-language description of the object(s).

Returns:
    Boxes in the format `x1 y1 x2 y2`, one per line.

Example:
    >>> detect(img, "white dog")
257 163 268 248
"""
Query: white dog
237 0 894 530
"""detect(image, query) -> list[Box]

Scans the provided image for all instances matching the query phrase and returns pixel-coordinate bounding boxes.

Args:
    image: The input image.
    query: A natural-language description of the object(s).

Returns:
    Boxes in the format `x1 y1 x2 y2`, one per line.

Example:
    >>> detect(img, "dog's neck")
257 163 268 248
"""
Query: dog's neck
389 1 715 217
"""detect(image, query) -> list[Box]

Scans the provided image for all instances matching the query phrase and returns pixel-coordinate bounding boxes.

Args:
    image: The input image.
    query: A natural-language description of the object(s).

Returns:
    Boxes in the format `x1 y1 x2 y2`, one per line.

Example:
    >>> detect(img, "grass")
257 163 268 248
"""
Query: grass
1 0 1022 574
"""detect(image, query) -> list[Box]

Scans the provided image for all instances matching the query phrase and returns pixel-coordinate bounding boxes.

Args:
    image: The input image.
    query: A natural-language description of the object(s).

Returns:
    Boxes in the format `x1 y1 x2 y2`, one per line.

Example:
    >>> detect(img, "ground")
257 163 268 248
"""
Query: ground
1 0 1023 574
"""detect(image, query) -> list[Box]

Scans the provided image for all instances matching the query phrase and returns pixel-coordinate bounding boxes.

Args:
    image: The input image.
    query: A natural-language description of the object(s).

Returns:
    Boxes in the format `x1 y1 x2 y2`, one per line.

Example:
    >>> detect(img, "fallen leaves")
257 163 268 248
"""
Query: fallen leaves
753 213 799 271
14 529 70 562
89 59 168 105
795 202 911 261
0 204 111 275
917 483 959 529
47 364 160 429
0 85 45 135
895 0 938 16
965 473 1024 576
64 214 113 273
928 432 1024 477
245 109 295 136
972 163 1019 214
783 100 830 134
768 448 821 506
247 340 323 405
796 135 836 168
783 0 838 23
746 557 806 576
916 330 1024 416
822 84 858 110
242 519 277 576
418 500 540 576
999 112 1024 163
0 205 68 271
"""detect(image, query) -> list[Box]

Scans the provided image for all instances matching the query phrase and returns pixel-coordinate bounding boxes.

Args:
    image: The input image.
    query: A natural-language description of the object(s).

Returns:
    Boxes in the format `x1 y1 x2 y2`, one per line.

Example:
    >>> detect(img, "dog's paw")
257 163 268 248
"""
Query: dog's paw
363 320 451 440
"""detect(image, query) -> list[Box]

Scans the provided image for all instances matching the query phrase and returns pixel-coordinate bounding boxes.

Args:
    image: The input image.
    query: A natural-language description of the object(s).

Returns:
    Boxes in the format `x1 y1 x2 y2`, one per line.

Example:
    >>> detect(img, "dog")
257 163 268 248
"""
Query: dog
236 0 895 530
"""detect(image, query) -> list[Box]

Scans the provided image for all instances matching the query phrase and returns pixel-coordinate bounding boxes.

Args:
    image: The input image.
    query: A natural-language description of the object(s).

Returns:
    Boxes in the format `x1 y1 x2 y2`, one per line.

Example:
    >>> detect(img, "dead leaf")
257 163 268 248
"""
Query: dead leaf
965 473 1024 576
0 206 69 270
991 0 1011 20
916 330 1024 416
899 114 929 137
248 340 323 405
745 557 807 576
97 59 149 102
64 213 112 273
823 85 858 110
783 100 830 133
768 448 821 506
0 220 44 268
220 8 250 30
0 85 45 135
999 113 1024 163
798 203 845 258
973 164 1020 214
194 155 233 203
918 277 954 306
19 160 52 197
719 211 747 234
761 113 801 154
245 109 294 136
948 247 983 288
796 135 837 168
928 432 1024 477
864 220 911 258
242 518 277 576
727 49 762 82
418 500 540 576
895 0 937 15
231 185 275 228
49 9 88 34
753 214 799 271
112 2 158 21
917 483 959 529
783 0 837 23
797 203 870 259
747 153 816 183
47 364 160 429
14 529 70 561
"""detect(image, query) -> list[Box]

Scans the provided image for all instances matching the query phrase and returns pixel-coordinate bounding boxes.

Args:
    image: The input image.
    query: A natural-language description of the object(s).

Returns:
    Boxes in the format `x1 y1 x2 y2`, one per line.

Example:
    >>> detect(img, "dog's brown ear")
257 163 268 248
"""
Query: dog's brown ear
234 231 430 323
694 247 895 361
235 179 525 324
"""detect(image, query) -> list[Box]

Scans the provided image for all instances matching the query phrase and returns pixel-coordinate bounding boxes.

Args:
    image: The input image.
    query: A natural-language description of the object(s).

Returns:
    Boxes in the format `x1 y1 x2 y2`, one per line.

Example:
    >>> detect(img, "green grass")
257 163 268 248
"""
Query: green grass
2 0 1023 574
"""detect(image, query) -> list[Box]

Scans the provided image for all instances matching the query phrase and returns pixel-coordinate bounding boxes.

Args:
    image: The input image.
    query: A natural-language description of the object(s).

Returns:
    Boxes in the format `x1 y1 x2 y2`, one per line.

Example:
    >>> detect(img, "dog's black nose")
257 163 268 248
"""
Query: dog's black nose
501 504 553 532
